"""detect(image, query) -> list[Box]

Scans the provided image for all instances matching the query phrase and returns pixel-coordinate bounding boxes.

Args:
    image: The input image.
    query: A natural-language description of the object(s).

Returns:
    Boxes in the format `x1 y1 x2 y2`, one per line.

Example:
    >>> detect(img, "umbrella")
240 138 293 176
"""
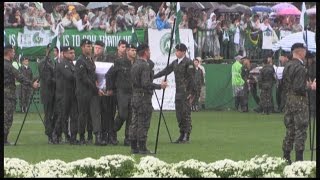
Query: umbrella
306 7 316 15
229 4 251 14
251 6 272 13
58 2 86 11
214 4 232 13
87 2 112 9
110 2 131 6
180 2 205 9
201 2 220 10
272 3 297 12
272 30 316 53
277 8 301 16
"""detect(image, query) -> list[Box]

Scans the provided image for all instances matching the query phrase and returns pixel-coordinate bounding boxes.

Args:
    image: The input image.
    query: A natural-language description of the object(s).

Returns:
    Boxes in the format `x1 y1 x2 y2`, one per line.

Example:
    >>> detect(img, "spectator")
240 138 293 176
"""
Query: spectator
116 8 127 31
22 6 37 30
35 9 50 29
125 5 138 29
100 6 113 29
8 8 25 27
146 7 157 29
90 9 103 29
51 5 63 24
221 20 230 59
74 13 92 32
69 6 80 22
207 12 222 59
155 12 170 30
4 6 13 27
179 13 189 29
61 10 73 28
105 17 118 34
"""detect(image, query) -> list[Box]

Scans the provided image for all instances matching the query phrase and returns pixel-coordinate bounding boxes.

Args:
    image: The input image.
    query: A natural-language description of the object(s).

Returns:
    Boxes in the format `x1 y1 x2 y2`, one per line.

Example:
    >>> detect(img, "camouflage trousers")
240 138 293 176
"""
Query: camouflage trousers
43 97 55 137
259 88 273 111
129 94 153 141
282 94 309 152
192 86 202 107
114 90 132 141
20 86 32 109
77 95 93 135
199 85 206 105
175 98 192 134
4 93 16 136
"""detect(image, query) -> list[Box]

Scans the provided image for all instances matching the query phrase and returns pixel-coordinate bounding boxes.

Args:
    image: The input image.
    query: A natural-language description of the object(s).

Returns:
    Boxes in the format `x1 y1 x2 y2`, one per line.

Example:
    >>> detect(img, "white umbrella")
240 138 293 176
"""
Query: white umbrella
306 7 316 15
87 2 112 9
272 31 316 52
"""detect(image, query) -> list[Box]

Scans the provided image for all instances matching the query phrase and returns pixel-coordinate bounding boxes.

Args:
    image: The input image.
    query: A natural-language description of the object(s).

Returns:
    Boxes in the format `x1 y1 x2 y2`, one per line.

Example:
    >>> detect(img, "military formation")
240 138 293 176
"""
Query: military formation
4 39 315 161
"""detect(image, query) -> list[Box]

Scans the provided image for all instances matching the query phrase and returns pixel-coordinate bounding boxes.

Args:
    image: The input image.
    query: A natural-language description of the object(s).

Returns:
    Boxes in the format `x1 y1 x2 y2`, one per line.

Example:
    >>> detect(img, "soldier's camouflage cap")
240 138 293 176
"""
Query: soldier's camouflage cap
137 43 149 52
4 44 14 50
126 43 137 49
61 46 75 52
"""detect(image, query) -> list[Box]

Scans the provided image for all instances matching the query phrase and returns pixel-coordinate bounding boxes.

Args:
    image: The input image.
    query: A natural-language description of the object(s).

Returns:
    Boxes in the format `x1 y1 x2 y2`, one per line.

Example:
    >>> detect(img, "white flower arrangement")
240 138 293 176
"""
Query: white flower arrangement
3 154 316 178
33 159 69 178
4 157 34 178
283 161 316 178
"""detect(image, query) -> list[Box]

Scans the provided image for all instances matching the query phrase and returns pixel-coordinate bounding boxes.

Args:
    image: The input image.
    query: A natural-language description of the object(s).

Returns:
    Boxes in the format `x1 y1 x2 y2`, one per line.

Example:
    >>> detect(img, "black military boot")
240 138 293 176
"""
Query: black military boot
4 133 11 146
64 134 70 144
138 141 152 154
124 138 130 146
52 133 60 144
296 150 304 161
94 133 103 146
174 132 184 143
109 131 119 145
179 133 189 143
102 132 108 145
87 132 93 144
69 134 79 145
186 133 190 142
79 134 86 145
283 151 292 165
48 135 54 144
130 140 139 154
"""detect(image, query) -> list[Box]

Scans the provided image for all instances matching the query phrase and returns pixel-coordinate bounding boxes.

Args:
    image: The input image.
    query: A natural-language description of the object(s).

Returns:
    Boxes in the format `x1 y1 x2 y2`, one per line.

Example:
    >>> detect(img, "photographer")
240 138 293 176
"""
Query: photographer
4 45 39 145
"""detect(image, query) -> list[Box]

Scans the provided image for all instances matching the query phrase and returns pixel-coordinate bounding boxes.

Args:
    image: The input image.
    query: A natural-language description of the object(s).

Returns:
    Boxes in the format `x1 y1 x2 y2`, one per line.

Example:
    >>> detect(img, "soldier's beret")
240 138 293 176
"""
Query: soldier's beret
80 39 92 46
126 43 137 49
291 43 306 52
137 43 149 52
118 39 128 46
4 44 14 50
95 40 105 47
62 46 75 52
175 43 187 52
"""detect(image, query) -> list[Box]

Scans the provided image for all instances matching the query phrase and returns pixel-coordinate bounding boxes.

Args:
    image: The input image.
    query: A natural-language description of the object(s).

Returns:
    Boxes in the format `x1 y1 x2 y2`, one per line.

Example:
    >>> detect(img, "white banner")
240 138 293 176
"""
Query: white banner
17 27 55 48
148 28 194 110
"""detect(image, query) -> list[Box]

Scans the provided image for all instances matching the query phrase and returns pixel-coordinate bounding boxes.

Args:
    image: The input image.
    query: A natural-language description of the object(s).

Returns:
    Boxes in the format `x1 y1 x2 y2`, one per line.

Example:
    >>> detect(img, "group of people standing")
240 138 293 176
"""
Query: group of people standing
7 38 197 154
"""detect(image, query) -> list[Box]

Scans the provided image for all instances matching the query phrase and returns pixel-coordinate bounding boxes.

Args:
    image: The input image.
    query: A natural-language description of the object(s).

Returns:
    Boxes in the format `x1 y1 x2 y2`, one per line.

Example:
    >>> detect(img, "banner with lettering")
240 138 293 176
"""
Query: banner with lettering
148 28 194 110
4 27 145 57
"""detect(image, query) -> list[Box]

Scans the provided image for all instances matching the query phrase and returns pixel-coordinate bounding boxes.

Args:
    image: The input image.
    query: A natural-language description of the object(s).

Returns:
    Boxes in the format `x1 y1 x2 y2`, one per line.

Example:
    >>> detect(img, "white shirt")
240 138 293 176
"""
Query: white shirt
178 56 185 64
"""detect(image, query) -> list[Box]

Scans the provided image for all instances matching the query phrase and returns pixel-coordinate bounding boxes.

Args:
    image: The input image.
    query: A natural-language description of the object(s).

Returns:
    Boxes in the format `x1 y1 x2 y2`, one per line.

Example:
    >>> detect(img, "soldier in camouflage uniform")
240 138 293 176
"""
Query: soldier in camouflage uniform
90 40 108 146
258 58 276 115
38 44 58 144
154 43 196 143
305 52 316 118
276 52 290 113
19 57 33 113
105 39 128 145
4 45 39 145
130 44 167 154
240 57 251 112
282 43 313 164
55 46 79 145
75 39 105 144
192 58 204 112
106 43 137 146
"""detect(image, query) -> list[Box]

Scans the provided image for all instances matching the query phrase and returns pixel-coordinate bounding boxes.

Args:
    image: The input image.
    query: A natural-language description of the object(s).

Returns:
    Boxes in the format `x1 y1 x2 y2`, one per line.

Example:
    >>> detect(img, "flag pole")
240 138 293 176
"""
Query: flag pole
154 15 177 155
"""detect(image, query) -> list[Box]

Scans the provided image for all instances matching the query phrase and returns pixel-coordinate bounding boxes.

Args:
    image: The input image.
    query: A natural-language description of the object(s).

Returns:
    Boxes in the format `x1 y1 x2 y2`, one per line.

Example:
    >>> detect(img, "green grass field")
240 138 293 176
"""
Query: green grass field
4 111 316 164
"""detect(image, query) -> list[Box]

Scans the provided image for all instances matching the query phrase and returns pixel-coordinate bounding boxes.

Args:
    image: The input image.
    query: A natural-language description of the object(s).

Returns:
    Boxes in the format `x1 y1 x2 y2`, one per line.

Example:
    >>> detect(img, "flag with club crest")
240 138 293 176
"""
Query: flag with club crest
175 2 182 45
131 27 140 47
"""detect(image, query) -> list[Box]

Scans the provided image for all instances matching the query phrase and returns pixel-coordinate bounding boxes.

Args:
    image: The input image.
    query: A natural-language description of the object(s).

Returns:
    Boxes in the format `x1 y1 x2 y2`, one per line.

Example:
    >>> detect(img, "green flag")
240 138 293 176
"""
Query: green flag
130 27 140 47
175 2 182 44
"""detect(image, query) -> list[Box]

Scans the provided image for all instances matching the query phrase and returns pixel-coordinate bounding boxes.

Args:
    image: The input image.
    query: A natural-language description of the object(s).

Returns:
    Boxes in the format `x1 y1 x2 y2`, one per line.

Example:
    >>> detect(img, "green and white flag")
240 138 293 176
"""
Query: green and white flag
130 27 140 47
174 2 182 44
50 22 64 57
300 2 308 31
